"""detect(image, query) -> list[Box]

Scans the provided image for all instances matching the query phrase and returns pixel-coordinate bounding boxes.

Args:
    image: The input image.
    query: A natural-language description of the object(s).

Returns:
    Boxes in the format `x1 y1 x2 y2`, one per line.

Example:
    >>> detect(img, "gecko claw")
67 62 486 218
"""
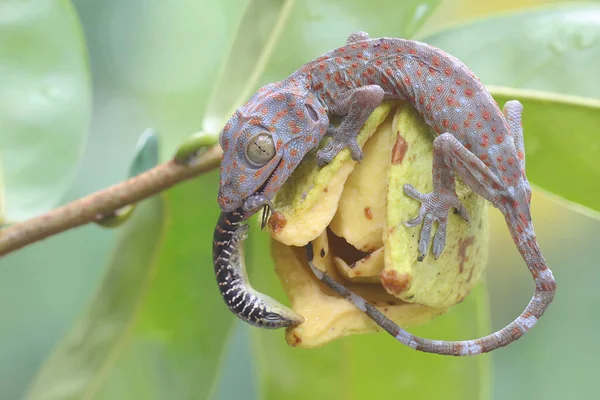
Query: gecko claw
403 184 469 259
317 130 363 167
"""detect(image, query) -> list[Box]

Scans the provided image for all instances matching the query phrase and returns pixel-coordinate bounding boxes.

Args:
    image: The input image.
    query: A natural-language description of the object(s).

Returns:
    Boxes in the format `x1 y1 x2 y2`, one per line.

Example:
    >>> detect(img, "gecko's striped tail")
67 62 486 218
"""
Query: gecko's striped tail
305 237 556 356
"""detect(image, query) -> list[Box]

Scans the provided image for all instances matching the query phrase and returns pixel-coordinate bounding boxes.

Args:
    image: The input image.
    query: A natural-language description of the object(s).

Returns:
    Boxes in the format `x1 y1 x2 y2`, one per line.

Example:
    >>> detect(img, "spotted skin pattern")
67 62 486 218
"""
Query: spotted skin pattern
213 195 304 328
217 32 556 355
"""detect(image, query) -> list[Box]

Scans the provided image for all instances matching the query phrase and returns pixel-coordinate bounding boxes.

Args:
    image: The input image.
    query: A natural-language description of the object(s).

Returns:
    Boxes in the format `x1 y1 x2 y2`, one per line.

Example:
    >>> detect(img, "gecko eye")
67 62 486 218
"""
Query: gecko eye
246 133 276 167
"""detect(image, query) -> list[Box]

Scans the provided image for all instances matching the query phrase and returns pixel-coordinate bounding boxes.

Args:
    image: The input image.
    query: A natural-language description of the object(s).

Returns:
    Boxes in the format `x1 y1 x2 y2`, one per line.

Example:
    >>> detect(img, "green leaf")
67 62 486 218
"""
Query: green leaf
95 129 160 228
26 195 166 400
490 86 600 216
128 129 159 178
26 172 228 400
423 4 600 98
0 0 91 222
201 0 297 135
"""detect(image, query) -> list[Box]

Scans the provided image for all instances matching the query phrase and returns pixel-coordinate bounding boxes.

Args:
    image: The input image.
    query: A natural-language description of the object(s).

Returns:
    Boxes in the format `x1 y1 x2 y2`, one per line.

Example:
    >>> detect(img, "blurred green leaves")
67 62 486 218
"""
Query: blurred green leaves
27 195 166 400
202 0 296 136
491 87 600 215
0 0 90 222
95 129 159 228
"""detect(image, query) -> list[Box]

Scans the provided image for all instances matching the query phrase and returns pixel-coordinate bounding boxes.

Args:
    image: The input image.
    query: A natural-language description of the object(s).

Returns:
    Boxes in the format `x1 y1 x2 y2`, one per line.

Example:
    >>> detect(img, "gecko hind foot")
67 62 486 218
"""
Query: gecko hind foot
317 129 363 167
403 184 470 260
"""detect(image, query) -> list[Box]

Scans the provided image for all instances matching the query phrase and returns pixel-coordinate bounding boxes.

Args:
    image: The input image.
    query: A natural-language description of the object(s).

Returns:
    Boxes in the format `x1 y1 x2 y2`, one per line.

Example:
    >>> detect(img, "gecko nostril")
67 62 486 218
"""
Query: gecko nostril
305 104 319 122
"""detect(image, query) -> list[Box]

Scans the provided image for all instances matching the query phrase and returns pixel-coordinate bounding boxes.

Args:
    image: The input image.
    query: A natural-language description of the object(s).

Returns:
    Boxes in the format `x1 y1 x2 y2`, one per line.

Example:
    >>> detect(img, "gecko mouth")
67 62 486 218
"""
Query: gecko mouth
256 158 284 196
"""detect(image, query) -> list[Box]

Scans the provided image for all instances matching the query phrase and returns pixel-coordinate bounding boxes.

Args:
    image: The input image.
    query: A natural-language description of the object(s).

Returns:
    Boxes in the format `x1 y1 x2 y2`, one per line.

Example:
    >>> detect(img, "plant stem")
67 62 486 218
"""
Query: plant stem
0 145 223 258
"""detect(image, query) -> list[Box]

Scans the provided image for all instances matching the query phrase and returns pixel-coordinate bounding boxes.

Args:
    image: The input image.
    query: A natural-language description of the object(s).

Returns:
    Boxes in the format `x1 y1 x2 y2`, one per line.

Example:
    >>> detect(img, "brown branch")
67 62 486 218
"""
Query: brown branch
0 145 223 258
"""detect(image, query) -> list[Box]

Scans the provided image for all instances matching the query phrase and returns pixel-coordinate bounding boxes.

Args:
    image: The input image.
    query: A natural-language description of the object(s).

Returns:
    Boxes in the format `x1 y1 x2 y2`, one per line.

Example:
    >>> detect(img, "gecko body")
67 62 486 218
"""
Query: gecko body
217 32 556 355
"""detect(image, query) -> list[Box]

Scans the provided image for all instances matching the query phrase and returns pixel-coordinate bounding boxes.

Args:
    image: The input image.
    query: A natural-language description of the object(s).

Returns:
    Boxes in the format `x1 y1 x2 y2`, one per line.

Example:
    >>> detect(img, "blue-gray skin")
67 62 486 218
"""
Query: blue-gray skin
217 32 555 354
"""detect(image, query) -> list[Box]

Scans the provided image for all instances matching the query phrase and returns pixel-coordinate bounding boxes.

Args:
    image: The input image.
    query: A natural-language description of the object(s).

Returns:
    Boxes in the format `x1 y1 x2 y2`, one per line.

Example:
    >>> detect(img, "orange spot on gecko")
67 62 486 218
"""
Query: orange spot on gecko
442 119 449 129
477 122 483 128
432 56 441 66
436 85 443 93
271 110 288 126
518 151 525 160
519 213 528 224
248 117 262 126
290 149 298 157
289 121 301 134
495 135 504 144
444 67 452 75
334 71 344 86
375 59 383 66
507 157 516 166
404 76 411 84
483 111 491 120
452 123 458 131
465 88 474 97
481 133 489 147
464 120 470 127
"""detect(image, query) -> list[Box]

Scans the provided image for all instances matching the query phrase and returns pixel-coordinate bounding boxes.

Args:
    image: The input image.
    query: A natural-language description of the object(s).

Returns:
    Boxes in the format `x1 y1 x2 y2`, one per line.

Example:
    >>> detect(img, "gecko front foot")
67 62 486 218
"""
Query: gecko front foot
317 129 363 167
403 184 470 260
316 85 385 167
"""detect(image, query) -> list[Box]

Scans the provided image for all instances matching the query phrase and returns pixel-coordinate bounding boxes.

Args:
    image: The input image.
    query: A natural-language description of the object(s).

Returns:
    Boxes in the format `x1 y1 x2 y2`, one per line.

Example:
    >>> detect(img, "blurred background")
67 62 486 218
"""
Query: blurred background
1 0 599 399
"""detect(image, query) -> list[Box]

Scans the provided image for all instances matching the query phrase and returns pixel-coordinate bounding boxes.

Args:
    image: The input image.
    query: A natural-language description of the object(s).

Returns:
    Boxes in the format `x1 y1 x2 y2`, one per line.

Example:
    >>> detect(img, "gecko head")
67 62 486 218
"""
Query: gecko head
218 82 329 212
